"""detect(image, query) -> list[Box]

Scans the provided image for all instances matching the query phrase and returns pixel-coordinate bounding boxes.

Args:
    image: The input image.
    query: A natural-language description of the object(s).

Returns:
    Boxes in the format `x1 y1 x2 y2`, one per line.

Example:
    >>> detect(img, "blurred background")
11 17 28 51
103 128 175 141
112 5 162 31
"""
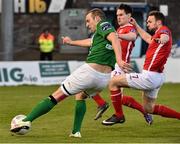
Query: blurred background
0 0 180 61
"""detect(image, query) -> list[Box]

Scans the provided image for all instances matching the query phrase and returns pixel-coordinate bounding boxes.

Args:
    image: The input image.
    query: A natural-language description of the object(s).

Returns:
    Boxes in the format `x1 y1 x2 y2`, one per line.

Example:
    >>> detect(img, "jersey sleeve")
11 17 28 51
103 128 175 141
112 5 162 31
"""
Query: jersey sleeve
159 27 170 36
97 21 115 38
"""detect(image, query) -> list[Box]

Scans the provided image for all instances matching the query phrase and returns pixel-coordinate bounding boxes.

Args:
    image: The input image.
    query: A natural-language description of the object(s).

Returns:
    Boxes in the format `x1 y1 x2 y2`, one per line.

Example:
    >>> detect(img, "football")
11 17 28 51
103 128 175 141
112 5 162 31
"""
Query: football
10 114 31 135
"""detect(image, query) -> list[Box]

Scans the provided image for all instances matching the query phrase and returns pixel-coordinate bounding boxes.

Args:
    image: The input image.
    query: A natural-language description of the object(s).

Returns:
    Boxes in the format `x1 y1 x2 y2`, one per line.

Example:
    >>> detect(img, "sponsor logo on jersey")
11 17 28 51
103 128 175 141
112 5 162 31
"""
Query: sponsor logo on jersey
105 44 113 50
130 28 136 33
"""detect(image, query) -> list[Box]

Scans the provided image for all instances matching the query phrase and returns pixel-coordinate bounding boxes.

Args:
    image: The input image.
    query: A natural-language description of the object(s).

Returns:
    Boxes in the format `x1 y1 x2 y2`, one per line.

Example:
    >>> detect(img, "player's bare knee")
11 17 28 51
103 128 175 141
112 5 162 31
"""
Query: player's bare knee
75 92 87 100
143 104 154 113
109 79 119 91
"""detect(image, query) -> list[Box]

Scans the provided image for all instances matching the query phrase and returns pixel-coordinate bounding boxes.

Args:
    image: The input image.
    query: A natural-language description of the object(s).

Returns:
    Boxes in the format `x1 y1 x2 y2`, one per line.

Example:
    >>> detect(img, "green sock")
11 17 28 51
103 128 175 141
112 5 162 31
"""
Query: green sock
72 100 86 134
23 97 57 122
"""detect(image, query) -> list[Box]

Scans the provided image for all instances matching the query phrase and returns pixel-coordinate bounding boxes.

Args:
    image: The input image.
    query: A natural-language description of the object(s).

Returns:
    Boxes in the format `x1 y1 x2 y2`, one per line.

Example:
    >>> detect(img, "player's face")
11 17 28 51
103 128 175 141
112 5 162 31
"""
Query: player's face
44 31 49 37
85 13 97 33
146 15 158 32
116 9 131 26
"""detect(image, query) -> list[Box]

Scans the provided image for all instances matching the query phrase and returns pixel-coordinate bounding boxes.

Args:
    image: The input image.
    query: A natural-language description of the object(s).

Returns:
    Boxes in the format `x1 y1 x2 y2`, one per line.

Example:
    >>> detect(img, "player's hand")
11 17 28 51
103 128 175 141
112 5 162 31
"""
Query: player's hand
61 36 72 45
118 61 133 73
129 18 137 26
154 38 161 43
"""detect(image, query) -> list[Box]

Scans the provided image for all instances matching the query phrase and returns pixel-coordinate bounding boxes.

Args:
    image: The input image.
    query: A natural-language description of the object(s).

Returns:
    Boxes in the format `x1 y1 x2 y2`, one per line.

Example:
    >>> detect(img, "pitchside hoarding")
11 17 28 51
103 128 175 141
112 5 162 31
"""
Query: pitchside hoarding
0 61 71 86
0 59 179 86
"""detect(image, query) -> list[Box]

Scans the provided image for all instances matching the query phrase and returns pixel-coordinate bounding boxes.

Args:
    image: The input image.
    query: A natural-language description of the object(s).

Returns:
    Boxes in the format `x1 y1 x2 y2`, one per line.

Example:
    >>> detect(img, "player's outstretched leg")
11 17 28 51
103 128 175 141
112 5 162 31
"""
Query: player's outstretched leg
153 104 180 119
122 95 153 125
10 95 59 133
22 95 58 122
11 87 68 133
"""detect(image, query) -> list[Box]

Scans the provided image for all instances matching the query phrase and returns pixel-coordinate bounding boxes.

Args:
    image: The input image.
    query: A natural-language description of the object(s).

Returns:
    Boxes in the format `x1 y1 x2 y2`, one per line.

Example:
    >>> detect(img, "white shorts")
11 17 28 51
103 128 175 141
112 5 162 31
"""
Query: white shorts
111 63 125 77
61 63 111 97
126 70 165 98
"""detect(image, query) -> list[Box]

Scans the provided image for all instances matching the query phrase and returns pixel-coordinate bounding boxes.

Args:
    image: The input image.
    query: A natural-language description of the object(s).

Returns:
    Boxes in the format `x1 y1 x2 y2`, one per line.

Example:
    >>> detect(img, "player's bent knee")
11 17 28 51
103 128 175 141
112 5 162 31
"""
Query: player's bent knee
109 79 119 91
143 104 154 113
75 92 87 100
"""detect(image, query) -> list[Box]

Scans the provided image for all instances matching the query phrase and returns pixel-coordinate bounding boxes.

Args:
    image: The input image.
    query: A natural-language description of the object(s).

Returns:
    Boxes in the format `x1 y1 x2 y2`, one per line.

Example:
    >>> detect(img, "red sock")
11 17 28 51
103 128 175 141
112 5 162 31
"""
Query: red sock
110 90 123 118
153 104 180 119
92 94 106 107
122 96 145 115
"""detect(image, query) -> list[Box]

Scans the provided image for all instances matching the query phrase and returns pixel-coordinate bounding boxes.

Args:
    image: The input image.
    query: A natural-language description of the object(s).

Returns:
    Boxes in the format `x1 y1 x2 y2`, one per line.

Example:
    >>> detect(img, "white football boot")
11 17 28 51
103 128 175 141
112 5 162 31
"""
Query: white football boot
69 132 82 138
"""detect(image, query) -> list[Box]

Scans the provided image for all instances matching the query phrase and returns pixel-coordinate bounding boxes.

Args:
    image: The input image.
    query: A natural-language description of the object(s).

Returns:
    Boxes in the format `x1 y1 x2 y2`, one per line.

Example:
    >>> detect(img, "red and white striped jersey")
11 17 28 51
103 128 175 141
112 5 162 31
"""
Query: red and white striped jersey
117 24 136 63
143 26 172 73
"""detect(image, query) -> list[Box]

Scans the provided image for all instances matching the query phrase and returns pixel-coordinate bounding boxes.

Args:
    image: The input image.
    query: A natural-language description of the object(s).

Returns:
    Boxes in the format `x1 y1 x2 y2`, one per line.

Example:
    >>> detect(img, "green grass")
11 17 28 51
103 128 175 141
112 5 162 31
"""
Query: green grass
0 83 180 143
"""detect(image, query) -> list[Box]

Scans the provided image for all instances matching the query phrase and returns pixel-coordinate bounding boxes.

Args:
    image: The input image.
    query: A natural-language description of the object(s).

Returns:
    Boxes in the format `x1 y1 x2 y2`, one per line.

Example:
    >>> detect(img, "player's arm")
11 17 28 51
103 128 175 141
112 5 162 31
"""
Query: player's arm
107 32 132 73
118 32 137 41
62 36 91 47
155 33 169 44
130 18 152 44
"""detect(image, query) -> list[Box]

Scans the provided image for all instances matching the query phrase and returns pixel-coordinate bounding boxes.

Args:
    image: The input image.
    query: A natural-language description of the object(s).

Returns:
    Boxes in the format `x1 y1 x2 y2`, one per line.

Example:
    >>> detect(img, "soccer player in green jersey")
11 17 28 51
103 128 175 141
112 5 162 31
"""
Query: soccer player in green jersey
11 8 131 138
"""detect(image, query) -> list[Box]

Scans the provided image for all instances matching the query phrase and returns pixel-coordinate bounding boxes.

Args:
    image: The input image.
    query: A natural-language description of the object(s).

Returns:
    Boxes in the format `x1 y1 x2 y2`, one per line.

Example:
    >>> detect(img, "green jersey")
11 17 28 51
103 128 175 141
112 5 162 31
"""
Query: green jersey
86 20 116 69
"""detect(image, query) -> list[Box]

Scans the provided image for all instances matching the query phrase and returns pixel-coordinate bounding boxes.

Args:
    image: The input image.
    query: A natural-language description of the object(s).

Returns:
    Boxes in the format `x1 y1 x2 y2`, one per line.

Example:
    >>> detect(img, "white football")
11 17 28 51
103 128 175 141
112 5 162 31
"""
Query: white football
10 114 31 135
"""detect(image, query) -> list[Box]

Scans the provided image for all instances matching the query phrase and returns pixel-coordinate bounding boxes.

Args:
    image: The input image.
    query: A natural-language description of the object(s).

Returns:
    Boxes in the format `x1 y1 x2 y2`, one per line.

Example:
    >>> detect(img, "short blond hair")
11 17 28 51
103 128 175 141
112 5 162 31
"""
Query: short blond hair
86 8 106 20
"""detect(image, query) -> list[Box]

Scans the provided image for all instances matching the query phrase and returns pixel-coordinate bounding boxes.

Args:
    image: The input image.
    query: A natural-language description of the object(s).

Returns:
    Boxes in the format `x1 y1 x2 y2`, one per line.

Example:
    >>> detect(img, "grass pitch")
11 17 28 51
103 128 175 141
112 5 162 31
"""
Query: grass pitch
0 83 180 143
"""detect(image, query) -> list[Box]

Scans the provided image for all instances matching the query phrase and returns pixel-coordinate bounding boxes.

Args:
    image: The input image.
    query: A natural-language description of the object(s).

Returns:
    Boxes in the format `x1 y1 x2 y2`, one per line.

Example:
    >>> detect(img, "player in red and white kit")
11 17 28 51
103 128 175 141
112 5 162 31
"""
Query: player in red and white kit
102 10 180 125
93 4 153 124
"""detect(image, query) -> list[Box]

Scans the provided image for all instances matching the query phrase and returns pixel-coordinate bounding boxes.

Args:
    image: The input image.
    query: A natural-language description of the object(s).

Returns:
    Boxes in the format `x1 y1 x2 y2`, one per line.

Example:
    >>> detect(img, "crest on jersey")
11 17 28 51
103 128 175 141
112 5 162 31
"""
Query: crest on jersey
101 22 112 31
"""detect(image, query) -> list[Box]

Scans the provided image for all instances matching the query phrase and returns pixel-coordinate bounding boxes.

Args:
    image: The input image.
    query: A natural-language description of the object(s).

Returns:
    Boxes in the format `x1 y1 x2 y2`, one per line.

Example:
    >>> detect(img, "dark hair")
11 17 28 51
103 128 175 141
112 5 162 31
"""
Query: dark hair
148 10 165 25
117 4 133 15
43 28 49 33
86 8 106 20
